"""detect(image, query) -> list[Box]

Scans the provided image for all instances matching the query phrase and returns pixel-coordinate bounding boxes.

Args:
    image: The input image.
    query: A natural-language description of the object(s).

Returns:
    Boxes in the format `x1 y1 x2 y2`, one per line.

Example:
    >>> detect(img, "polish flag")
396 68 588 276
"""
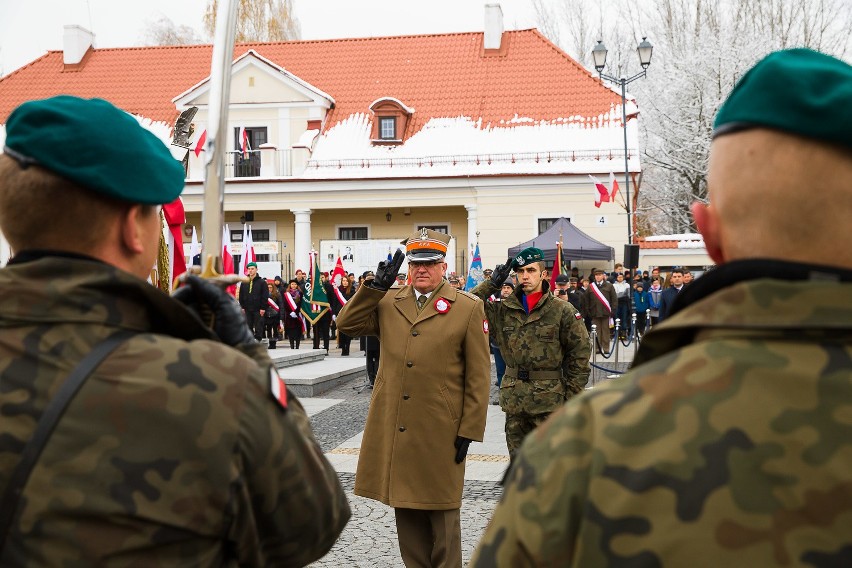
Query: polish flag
609 172 620 201
589 175 610 205
238 223 250 275
239 127 250 158
245 225 256 266
331 256 348 306
193 129 207 157
222 225 236 296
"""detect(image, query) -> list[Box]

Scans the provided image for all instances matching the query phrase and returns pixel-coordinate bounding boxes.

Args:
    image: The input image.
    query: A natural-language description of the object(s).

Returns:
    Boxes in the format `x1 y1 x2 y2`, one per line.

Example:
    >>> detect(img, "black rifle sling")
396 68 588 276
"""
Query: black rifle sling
0 329 134 555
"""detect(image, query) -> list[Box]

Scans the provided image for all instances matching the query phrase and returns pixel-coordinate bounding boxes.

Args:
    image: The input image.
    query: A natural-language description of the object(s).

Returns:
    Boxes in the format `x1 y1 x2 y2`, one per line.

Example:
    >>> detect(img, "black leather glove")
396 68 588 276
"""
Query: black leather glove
172 275 256 347
454 436 473 464
490 257 514 287
369 249 405 291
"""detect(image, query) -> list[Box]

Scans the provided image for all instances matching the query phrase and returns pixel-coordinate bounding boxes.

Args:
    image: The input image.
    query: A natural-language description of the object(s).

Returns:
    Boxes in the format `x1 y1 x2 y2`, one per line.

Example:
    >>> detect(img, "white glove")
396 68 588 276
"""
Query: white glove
289 311 297 318
332 315 337 322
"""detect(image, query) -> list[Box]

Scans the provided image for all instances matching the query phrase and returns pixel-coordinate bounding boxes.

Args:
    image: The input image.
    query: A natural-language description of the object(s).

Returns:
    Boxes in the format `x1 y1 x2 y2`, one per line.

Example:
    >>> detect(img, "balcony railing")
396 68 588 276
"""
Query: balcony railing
223 149 293 177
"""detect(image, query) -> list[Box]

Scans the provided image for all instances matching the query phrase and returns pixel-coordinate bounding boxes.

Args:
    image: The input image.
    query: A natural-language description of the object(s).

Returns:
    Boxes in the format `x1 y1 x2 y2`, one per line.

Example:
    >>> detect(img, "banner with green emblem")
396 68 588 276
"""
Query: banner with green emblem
301 251 330 324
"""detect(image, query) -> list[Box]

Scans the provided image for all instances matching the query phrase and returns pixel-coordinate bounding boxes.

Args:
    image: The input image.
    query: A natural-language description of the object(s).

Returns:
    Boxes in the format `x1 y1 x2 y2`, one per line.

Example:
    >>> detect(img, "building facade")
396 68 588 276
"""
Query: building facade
0 7 642 276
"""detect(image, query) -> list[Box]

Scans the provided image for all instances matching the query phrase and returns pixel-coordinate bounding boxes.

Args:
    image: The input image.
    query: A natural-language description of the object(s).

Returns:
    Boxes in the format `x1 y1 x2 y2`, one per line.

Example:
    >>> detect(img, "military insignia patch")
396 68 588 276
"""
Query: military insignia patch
435 298 450 313
270 367 288 410
575 313 583 320
483 320 489 333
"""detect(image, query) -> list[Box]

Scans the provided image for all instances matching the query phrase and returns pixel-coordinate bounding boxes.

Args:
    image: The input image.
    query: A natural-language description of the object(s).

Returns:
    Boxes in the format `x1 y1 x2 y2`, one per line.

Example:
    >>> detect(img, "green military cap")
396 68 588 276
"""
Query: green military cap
511 247 544 269
714 49 852 149
246 262 258 268
3 95 185 205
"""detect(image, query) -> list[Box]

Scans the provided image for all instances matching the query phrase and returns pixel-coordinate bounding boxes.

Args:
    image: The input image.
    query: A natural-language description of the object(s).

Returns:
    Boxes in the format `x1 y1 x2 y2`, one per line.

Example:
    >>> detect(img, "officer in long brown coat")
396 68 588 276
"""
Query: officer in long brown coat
337 229 491 568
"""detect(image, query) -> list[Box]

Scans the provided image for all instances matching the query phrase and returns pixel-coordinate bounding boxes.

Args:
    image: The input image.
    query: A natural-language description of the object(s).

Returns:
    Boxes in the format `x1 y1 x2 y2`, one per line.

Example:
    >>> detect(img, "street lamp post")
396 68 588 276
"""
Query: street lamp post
592 37 653 245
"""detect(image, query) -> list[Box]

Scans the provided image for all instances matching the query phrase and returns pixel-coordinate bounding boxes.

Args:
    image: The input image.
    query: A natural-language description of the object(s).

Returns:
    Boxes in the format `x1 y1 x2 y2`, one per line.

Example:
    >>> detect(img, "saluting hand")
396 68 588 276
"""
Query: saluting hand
490 257 513 287
370 249 405 291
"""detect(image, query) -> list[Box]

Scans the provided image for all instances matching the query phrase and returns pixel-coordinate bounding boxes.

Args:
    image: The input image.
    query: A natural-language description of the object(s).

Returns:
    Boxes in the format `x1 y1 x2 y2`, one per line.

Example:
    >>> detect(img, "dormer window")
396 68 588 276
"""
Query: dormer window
370 97 414 145
379 117 396 140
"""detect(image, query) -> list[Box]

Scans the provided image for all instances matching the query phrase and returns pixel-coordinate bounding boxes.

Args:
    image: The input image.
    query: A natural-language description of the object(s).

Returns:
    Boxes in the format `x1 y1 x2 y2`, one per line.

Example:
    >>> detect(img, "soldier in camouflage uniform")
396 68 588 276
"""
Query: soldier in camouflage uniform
472 247 590 459
0 96 349 566
472 49 852 566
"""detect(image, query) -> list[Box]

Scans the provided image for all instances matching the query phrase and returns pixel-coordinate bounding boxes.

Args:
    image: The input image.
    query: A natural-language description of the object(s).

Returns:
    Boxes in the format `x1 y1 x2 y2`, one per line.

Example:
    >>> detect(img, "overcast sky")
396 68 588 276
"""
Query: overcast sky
0 0 541 76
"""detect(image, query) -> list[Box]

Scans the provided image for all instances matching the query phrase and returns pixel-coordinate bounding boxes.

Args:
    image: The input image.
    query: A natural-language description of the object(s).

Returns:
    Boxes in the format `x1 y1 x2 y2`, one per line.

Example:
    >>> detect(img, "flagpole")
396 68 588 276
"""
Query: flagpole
199 0 238 276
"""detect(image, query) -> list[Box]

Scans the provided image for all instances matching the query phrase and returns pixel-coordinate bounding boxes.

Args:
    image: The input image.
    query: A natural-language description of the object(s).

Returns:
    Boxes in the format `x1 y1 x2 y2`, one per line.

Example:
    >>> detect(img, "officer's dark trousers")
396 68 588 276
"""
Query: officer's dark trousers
394 507 461 568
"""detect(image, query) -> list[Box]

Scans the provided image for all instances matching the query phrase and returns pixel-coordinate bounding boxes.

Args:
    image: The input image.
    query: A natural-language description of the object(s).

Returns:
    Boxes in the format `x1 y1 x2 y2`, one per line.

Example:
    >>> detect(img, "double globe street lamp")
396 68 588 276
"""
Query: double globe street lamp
592 37 653 245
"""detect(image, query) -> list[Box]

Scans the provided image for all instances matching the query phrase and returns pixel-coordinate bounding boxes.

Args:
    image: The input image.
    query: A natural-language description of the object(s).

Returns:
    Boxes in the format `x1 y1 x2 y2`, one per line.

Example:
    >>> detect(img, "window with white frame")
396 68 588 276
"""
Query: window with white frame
379 117 396 140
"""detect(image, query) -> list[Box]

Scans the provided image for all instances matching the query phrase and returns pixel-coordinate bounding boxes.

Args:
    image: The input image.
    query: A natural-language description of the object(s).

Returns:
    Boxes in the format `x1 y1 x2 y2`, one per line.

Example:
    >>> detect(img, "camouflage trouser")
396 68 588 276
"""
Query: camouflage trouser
505 412 551 461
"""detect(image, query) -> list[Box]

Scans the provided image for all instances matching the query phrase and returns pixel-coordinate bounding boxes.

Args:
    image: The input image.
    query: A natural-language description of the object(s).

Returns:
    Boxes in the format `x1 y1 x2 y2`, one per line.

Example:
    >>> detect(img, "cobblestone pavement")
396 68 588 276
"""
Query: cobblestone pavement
306 338 638 566
306 352 503 567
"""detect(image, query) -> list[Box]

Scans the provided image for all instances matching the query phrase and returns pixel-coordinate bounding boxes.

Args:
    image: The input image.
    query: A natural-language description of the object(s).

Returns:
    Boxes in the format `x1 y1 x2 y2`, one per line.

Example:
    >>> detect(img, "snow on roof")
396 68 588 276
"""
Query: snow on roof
304 108 640 178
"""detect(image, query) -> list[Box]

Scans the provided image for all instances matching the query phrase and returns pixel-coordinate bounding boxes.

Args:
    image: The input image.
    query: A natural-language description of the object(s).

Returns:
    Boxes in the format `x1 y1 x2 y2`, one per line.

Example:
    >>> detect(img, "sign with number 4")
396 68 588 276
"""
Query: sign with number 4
596 216 607 226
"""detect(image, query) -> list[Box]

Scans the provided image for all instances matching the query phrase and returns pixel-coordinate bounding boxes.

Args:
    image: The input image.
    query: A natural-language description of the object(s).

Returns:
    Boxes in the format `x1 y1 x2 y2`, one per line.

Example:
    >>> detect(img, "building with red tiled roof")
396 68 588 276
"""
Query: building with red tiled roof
0 7 643 276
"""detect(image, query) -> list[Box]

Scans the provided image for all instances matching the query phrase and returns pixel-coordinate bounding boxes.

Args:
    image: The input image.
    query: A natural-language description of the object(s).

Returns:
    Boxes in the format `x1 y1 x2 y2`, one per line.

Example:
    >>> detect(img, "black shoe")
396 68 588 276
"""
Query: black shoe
268 343 277 350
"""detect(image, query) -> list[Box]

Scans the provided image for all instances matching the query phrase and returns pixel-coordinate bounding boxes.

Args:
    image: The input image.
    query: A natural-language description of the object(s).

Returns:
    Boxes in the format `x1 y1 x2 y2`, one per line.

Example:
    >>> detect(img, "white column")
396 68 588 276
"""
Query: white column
291 208 312 273
465 204 478 253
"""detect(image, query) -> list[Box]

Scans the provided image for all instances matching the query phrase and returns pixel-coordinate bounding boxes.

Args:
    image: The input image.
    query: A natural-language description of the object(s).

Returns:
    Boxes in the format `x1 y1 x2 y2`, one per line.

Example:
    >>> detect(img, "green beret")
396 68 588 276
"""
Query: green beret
512 247 544 269
246 262 258 268
3 96 185 205
714 49 852 149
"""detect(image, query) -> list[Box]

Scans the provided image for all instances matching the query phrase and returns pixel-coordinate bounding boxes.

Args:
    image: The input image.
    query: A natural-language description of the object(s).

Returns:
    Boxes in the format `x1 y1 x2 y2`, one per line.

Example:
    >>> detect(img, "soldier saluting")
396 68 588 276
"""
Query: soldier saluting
337 228 491 568
0 96 349 566
473 247 590 460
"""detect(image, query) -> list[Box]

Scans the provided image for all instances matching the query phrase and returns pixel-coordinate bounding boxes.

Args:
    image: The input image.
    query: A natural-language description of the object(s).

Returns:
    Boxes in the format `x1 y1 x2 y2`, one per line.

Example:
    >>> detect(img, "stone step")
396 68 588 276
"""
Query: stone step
266 347 328 368
278 357 367 398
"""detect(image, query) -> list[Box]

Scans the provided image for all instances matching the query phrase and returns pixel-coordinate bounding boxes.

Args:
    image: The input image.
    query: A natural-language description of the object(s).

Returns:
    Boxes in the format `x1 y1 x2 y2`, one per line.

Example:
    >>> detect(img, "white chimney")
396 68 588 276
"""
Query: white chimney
484 3 504 50
63 25 95 66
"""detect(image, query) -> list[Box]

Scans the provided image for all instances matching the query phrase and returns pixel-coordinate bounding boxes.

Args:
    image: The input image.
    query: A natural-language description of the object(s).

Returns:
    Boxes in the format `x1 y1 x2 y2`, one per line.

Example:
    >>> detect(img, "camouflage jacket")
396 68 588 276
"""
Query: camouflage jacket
471 280 590 415
472 261 852 567
0 254 349 567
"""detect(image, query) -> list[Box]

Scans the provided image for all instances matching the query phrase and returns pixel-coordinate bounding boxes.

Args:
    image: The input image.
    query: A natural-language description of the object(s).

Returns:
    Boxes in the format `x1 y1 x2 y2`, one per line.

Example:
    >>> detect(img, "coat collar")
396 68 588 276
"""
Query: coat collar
393 280 458 324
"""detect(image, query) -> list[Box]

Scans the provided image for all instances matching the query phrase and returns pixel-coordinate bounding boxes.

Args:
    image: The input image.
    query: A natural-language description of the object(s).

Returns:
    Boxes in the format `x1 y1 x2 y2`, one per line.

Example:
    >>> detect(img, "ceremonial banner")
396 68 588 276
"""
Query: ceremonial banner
465 244 484 291
301 252 330 324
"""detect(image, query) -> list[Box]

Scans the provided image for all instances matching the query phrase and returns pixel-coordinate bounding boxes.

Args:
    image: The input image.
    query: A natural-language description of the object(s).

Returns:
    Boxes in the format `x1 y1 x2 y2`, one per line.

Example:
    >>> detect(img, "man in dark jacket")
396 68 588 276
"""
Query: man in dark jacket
238 261 268 340
658 268 685 322
584 268 619 353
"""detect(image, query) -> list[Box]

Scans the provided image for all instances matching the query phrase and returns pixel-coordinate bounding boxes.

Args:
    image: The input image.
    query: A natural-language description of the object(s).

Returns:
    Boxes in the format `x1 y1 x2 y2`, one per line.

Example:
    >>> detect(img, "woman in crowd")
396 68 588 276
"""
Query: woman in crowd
613 272 632 338
283 279 303 349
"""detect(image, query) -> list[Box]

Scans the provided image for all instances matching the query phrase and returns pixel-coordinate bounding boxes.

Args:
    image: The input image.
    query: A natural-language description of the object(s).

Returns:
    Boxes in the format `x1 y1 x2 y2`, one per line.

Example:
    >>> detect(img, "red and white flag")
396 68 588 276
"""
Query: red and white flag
222 225 236 296
609 172 620 201
245 225 256 266
331 256 348 306
239 127 250 158
238 223 250 275
193 129 207 157
590 175 610 207
162 198 187 288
